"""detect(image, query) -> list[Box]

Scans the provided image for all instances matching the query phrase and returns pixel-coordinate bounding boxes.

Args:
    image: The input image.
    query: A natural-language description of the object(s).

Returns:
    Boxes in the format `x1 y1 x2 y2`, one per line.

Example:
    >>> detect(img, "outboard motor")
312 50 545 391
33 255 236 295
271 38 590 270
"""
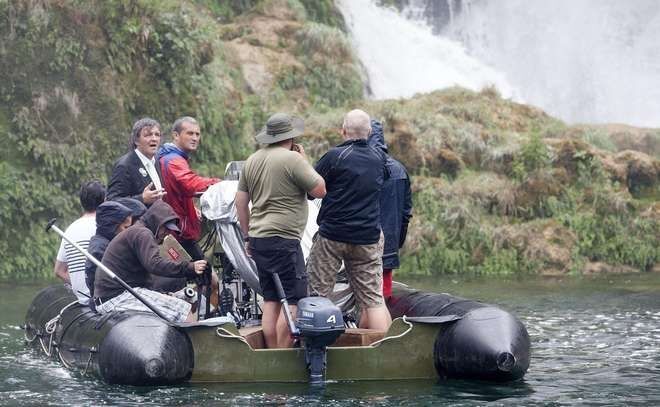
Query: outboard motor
295 297 345 384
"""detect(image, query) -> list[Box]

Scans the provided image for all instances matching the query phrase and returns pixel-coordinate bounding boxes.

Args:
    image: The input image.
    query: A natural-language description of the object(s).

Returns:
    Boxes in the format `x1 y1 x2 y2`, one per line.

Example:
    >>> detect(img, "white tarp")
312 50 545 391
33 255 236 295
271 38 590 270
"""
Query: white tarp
200 181 320 294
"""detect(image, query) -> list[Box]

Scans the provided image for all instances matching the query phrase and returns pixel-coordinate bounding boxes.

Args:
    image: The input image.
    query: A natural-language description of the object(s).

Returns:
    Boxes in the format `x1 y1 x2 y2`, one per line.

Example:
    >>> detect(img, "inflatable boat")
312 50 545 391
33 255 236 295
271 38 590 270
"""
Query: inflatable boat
24 170 530 385
24 282 529 385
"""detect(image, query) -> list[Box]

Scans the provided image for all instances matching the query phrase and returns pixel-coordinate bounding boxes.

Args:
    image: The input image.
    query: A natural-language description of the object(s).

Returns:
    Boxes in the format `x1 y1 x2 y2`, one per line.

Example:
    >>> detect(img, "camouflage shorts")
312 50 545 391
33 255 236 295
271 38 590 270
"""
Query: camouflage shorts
306 233 385 309
97 288 192 322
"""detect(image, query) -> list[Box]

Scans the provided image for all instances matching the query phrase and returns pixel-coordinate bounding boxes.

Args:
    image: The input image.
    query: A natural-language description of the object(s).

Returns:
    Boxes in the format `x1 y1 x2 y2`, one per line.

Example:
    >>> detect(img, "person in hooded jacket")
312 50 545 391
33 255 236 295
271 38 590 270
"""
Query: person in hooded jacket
113 197 147 224
84 201 133 301
367 119 412 301
93 199 207 322
114 196 187 292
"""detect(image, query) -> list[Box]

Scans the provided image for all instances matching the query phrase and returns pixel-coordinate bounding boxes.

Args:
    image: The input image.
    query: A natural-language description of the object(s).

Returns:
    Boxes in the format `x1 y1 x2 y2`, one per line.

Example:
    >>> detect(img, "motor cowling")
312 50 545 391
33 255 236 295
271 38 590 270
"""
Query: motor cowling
295 296 345 384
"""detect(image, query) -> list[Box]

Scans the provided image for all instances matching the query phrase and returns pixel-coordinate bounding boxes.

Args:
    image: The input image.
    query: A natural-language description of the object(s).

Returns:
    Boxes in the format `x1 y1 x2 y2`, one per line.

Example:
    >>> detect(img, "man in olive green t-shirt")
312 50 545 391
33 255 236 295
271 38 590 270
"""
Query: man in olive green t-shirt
235 113 326 348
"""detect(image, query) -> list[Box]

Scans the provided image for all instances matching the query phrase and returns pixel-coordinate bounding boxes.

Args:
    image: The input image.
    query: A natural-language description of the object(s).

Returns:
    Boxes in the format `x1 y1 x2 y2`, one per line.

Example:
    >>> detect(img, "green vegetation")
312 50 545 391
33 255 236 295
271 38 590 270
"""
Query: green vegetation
298 0 344 27
197 0 261 22
374 92 659 276
0 0 657 280
291 22 362 108
0 0 256 279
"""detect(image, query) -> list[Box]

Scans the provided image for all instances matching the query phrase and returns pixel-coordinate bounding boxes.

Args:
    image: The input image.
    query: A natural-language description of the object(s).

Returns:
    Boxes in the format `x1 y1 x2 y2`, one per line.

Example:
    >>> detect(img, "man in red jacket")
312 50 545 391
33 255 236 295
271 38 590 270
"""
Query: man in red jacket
158 116 221 259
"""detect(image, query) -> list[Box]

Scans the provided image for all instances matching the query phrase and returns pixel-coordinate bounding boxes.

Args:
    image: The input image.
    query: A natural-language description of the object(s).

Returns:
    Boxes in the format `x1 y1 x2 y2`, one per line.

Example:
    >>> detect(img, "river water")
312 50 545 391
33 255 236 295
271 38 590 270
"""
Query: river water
2 274 659 406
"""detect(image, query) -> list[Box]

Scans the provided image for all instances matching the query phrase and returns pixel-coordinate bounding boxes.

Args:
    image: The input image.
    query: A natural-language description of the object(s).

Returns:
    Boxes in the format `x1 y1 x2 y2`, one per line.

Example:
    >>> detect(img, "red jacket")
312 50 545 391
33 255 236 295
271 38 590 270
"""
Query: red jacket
158 143 219 241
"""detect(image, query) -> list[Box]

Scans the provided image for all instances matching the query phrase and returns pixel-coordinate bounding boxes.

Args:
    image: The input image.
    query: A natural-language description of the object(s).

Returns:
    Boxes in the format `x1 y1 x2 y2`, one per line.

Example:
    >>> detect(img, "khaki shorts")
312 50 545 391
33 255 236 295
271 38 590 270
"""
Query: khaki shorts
307 233 384 309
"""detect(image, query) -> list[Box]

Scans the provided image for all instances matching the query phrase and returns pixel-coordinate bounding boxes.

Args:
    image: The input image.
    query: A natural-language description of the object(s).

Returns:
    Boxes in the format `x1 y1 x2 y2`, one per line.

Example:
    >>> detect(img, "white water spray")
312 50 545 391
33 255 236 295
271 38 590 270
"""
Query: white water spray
339 0 660 127
336 0 519 100
442 0 660 126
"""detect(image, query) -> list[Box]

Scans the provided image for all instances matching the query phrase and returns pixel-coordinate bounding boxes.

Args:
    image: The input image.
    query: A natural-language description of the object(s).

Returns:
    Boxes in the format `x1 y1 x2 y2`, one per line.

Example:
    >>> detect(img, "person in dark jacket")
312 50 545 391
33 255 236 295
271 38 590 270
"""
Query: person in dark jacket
107 118 166 206
85 201 133 301
367 119 412 300
94 200 207 322
114 196 185 293
307 109 392 331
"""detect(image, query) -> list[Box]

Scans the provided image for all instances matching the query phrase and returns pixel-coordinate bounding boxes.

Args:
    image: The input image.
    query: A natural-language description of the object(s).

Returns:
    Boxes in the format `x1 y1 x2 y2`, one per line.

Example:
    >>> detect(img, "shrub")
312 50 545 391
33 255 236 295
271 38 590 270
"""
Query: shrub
291 23 363 108
512 131 552 181
399 183 537 276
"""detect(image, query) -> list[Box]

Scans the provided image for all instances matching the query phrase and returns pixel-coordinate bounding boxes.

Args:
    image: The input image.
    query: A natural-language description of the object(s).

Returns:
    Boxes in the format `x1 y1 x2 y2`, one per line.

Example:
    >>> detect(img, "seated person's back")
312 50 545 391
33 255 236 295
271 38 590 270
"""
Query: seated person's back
85 201 133 299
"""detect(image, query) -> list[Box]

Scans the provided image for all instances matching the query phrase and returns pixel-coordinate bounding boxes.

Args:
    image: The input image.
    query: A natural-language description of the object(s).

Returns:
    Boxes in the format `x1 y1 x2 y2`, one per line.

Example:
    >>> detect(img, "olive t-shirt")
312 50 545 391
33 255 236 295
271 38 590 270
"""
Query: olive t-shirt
237 145 321 240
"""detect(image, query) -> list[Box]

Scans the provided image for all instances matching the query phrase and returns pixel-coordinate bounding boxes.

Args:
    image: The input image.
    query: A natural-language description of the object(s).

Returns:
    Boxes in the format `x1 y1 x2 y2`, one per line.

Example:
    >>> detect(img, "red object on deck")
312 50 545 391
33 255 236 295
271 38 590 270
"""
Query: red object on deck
383 268 393 299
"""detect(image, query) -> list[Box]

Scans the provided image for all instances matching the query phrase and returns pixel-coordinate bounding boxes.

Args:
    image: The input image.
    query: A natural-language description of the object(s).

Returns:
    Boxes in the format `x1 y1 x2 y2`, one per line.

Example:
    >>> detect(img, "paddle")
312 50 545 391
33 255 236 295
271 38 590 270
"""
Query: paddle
272 272 300 337
46 218 174 324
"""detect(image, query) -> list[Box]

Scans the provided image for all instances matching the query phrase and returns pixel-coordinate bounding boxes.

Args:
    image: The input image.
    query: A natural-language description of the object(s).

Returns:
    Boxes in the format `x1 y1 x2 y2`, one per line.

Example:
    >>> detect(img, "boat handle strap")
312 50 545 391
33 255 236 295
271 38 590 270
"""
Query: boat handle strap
369 315 413 347
216 326 251 347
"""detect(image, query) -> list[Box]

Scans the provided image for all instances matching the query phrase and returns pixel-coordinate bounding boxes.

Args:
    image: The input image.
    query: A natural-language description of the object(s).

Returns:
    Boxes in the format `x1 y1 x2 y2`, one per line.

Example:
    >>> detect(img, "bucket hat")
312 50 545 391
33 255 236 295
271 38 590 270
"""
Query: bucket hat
255 113 304 144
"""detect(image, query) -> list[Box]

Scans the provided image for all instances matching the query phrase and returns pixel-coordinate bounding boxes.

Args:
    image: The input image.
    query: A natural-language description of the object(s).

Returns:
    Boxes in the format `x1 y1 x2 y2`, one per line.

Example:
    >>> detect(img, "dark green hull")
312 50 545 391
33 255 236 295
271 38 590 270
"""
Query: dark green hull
186 318 439 383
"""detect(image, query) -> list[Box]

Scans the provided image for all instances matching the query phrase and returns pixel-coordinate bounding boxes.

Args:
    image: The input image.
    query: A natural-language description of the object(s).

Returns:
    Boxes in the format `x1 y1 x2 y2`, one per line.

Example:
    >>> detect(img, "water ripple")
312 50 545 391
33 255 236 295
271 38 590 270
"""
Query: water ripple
2 277 660 405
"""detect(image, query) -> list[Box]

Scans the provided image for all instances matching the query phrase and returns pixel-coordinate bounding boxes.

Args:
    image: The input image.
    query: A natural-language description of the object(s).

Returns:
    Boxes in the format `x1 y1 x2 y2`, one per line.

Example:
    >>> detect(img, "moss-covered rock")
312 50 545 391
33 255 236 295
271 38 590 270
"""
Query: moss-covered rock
614 150 659 196
492 220 577 276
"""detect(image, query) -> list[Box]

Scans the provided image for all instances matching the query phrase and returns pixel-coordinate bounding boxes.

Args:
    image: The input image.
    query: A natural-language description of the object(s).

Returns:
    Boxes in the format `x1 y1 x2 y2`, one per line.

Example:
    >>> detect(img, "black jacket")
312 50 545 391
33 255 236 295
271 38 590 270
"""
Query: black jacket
85 201 132 298
107 150 163 206
368 120 412 269
314 138 388 245
94 200 193 300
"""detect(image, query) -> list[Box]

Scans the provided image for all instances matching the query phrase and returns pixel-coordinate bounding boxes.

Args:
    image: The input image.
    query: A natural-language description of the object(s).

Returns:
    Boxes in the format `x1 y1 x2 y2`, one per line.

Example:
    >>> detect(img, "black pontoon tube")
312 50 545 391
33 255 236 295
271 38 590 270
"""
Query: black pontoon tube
46 219 174 324
25 285 194 385
388 283 531 382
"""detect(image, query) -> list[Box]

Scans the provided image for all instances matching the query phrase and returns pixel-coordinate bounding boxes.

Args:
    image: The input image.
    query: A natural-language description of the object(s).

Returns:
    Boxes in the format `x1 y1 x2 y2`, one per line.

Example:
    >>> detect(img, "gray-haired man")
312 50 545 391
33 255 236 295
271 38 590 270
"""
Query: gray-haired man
107 117 166 206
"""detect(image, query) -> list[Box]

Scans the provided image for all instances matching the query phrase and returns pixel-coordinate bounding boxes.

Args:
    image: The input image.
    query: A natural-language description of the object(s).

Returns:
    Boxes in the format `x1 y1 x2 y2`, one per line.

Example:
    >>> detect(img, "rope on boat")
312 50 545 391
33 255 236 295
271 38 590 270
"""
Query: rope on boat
41 300 80 357
216 326 250 346
58 348 74 370
39 336 50 357
369 315 413 347
82 349 95 376
24 329 39 344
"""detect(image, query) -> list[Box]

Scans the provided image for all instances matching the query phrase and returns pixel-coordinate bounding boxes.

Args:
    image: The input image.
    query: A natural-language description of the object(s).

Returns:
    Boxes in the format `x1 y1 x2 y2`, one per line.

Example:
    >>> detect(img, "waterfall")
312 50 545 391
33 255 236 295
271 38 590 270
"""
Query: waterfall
336 0 519 101
338 0 660 127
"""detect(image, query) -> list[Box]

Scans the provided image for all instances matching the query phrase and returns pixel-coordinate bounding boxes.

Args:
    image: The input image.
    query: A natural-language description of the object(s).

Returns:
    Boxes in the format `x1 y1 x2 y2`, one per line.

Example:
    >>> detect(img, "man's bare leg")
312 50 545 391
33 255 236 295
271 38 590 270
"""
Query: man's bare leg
262 301 282 348
276 304 298 348
358 309 368 328
209 271 220 309
365 305 392 331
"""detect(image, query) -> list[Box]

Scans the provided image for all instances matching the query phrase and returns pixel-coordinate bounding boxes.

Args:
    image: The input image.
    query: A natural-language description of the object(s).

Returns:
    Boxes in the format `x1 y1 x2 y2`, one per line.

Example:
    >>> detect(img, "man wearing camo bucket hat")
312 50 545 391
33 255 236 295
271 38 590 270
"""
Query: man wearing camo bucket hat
235 113 327 348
